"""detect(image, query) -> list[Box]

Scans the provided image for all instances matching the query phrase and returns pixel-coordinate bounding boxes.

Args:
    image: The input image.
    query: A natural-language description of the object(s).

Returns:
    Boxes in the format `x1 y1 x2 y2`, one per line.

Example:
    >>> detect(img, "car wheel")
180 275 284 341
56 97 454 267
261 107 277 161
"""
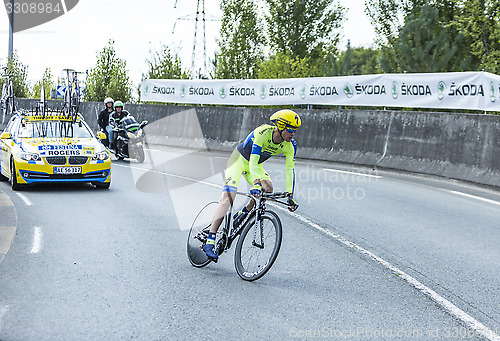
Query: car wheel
10 158 22 191
93 181 110 189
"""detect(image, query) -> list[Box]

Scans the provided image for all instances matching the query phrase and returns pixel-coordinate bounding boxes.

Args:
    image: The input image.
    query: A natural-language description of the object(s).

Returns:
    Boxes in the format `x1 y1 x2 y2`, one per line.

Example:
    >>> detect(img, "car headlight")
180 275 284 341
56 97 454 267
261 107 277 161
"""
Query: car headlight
92 151 109 161
18 152 41 162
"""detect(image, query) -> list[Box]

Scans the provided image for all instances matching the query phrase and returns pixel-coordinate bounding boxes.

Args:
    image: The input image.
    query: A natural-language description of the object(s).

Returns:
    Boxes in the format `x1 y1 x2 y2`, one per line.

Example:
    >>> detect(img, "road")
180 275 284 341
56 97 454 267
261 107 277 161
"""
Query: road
0 145 499 340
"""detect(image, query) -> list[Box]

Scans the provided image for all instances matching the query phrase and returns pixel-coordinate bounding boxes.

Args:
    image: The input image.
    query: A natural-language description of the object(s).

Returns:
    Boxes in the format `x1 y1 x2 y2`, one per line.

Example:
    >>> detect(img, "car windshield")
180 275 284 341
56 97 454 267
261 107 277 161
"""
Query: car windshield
17 121 93 138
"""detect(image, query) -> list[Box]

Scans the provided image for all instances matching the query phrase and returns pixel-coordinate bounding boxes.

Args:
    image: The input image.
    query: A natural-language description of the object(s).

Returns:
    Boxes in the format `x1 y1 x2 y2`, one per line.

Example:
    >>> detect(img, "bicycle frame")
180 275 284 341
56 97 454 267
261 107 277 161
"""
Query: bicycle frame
216 191 289 255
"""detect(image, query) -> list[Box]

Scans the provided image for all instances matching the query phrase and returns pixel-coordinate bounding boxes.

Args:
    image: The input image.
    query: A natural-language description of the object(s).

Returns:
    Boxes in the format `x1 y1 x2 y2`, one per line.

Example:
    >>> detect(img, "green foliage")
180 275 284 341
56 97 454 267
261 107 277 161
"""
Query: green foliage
324 41 382 76
1 52 30 98
85 40 132 103
366 0 500 73
453 0 500 73
31 68 55 99
143 44 188 80
258 52 321 78
382 5 463 72
215 0 265 79
265 0 345 60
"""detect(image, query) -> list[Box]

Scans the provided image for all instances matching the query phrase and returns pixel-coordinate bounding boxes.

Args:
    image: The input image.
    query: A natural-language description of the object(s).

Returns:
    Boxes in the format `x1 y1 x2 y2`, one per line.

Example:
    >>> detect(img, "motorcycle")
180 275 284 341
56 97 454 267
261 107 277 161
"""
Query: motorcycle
112 115 148 163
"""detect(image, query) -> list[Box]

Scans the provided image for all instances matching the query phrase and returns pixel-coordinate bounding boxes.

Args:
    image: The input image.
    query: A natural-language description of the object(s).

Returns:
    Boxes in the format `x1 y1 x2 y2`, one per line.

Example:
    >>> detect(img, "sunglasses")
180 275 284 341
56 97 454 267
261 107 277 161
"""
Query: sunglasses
285 128 297 133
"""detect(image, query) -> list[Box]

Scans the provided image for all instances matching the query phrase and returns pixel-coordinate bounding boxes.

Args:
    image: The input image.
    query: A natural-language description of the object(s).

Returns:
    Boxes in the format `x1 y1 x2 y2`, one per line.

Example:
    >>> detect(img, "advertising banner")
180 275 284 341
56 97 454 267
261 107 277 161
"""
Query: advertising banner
140 72 500 111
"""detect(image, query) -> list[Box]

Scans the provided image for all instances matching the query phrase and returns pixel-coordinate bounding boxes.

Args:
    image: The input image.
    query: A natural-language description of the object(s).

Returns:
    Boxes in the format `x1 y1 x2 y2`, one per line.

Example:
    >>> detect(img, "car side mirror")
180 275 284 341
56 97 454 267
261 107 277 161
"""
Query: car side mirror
96 132 106 140
140 120 148 128
1 132 11 140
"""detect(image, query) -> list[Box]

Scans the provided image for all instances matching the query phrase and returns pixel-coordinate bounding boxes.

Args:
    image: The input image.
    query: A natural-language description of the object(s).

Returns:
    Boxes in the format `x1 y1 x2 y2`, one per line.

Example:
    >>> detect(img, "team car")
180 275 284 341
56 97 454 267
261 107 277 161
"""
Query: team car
0 110 111 190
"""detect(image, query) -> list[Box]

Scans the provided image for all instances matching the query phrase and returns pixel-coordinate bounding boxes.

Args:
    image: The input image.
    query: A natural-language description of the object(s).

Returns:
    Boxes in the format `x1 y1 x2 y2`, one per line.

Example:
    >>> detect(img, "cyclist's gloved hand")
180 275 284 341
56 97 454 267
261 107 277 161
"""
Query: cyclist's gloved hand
287 194 299 212
250 183 262 196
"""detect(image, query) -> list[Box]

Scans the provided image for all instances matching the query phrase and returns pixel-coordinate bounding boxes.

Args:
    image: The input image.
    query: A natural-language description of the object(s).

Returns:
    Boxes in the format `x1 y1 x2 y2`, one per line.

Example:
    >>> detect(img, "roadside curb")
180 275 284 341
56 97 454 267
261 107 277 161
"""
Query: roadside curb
0 190 17 263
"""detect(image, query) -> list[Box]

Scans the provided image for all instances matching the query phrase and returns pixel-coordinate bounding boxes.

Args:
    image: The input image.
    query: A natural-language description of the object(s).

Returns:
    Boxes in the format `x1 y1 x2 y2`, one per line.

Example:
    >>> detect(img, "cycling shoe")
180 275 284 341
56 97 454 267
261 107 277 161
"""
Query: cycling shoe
203 243 218 262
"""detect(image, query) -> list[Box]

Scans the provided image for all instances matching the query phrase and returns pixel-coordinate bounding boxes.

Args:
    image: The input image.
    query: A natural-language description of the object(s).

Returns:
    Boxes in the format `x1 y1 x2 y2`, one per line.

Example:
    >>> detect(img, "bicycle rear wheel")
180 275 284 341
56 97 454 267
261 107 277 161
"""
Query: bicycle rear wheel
234 210 282 281
187 201 218 268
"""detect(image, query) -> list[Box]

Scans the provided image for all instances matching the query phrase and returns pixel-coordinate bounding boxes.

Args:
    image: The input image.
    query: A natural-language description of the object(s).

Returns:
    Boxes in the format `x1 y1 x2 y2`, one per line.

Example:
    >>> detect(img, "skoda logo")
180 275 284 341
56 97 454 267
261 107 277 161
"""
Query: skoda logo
344 83 353 98
300 85 307 99
180 85 187 98
438 81 446 100
391 81 398 99
260 85 266 99
220 86 227 99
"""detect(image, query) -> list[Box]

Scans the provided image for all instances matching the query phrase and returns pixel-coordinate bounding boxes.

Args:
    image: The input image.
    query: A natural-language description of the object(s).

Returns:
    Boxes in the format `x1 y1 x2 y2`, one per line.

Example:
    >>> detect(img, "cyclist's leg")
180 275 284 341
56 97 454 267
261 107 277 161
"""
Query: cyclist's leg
209 149 245 234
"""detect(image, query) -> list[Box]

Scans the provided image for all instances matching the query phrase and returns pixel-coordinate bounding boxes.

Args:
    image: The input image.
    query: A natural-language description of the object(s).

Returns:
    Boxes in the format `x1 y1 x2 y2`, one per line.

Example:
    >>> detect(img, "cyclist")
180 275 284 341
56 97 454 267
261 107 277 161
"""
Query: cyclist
108 101 130 151
98 97 114 146
203 109 301 261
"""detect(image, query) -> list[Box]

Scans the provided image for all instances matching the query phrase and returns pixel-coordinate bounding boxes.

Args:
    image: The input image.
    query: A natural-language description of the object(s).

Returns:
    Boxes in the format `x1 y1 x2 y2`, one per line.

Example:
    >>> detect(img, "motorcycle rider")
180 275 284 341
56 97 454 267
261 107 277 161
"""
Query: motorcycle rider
108 101 130 152
98 97 113 146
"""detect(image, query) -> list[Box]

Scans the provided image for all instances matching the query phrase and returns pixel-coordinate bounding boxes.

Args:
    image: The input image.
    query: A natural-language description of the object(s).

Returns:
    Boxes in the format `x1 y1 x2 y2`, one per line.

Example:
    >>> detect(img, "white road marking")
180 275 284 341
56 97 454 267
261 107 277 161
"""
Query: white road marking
15 192 32 206
274 205 500 341
116 162 500 340
323 168 382 179
448 190 500 206
30 226 43 254
0 305 10 336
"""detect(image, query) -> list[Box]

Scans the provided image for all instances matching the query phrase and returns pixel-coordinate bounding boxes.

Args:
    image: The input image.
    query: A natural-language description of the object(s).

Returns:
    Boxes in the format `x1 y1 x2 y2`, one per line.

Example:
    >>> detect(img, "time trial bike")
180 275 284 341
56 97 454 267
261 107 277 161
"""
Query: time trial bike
187 191 293 281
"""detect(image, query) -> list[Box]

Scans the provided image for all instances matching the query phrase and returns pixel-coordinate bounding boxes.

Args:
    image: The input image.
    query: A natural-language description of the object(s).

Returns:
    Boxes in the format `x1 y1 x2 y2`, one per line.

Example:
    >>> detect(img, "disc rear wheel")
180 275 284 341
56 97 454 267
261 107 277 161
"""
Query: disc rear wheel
187 202 219 268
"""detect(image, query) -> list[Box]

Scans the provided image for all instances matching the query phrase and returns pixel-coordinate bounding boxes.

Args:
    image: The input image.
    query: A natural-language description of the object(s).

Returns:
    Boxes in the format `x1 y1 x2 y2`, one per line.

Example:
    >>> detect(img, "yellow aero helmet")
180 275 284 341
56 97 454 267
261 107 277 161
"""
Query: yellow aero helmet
270 109 301 130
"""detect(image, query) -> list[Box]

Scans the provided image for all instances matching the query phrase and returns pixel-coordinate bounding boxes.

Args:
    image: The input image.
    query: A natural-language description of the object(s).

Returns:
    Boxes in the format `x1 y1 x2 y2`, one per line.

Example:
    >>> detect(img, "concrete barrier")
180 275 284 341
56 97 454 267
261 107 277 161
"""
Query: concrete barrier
7 98 500 188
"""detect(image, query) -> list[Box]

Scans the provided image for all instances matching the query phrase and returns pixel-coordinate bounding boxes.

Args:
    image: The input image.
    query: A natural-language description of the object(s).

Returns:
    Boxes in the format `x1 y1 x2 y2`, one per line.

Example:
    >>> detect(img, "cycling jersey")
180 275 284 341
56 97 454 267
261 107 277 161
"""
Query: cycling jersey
223 124 297 194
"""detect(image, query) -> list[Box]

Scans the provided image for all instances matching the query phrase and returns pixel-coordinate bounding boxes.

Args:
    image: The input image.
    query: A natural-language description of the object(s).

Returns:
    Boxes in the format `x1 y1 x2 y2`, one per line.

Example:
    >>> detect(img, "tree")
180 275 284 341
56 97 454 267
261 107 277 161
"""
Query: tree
382 5 463 72
258 52 318 78
366 0 470 72
1 52 30 98
324 41 382 76
85 40 132 103
265 0 346 61
453 0 500 73
31 68 55 99
215 0 265 79
142 44 188 80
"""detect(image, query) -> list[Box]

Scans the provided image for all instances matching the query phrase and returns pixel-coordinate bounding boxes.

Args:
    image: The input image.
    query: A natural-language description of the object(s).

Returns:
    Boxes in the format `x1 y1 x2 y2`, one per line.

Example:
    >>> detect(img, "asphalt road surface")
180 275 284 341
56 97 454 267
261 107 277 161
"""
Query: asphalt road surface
1 145 499 341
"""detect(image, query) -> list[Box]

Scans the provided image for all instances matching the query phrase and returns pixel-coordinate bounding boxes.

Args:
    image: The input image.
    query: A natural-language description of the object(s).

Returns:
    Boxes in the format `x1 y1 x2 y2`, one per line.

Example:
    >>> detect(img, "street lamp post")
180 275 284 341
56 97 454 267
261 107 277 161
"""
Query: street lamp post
8 0 14 59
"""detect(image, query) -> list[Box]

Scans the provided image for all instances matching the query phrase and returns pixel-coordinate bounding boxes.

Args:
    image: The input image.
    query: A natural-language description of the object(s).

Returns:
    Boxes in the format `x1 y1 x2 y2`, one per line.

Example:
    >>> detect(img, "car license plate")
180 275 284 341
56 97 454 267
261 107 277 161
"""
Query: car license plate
54 167 81 174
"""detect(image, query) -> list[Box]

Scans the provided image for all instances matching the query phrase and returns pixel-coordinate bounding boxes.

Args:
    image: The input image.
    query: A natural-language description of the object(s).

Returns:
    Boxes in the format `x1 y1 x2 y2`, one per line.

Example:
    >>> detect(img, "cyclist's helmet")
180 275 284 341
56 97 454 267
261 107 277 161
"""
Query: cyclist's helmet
270 109 301 130
104 97 114 105
113 101 124 109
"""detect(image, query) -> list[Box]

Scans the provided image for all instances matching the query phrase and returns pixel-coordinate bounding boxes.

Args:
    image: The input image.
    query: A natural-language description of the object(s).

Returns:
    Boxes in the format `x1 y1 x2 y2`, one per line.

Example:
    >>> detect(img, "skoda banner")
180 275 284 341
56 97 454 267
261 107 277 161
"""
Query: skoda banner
140 71 500 112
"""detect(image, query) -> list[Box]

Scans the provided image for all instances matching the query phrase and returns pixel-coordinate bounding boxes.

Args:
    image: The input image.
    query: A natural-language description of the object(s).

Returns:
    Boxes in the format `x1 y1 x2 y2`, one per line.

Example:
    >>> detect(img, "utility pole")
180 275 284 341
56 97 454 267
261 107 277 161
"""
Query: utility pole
172 0 219 78
8 0 14 59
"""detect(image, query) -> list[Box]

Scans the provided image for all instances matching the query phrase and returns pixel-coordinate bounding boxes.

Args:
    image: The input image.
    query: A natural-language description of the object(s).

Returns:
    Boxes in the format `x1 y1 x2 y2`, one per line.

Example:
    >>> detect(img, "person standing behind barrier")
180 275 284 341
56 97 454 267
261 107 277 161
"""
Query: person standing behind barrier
98 97 113 147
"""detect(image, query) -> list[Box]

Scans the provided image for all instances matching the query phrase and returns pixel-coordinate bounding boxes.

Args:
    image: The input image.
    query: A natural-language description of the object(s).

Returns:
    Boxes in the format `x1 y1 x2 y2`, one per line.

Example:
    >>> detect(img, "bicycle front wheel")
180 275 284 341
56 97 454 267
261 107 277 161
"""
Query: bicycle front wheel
234 210 282 281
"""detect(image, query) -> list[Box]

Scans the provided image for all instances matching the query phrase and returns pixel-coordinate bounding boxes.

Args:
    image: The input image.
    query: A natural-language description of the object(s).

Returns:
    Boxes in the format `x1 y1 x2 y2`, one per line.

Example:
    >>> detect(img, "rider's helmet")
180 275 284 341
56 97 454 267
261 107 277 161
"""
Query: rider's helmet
113 101 124 109
270 109 301 130
104 97 114 105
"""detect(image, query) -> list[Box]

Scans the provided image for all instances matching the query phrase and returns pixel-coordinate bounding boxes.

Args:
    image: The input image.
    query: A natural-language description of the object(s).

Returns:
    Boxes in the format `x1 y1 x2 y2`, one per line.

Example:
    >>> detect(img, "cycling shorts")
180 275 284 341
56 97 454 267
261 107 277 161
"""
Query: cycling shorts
222 149 270 193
